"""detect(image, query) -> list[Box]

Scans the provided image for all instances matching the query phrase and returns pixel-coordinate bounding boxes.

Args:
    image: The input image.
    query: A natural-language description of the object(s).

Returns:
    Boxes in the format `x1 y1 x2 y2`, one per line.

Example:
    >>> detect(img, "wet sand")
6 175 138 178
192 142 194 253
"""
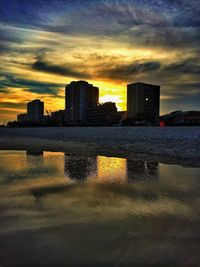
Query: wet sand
0 126 199 166
0 137 200 267
1 175 200 267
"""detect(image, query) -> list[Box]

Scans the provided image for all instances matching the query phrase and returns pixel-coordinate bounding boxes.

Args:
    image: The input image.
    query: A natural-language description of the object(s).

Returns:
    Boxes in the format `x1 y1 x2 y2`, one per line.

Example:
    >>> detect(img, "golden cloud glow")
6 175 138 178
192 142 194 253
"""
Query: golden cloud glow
1 8 199 122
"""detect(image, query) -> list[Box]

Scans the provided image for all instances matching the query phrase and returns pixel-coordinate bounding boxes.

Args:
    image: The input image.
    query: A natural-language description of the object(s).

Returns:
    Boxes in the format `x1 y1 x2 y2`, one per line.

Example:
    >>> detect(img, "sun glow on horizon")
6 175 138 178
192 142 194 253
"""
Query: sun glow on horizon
1 0 199 122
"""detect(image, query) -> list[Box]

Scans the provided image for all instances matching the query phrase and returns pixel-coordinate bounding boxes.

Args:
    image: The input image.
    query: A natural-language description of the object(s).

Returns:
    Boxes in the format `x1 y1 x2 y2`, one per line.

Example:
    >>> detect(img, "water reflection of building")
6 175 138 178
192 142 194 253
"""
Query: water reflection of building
26 150 44 166
126 160 159 182
26 150 44 156
64 154 97 180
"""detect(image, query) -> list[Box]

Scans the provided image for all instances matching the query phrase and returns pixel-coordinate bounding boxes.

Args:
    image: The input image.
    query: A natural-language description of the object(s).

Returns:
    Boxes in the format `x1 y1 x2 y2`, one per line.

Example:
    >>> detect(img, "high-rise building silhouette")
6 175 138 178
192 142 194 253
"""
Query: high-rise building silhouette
127 82 160 122
27 99 44 122
65 81 99 125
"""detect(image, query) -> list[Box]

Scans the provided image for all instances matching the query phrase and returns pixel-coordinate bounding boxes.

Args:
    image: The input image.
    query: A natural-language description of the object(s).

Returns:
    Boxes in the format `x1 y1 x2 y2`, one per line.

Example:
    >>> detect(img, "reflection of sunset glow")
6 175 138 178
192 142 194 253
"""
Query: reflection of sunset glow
0 150 26 171
97 156 127 183
0 151 69 198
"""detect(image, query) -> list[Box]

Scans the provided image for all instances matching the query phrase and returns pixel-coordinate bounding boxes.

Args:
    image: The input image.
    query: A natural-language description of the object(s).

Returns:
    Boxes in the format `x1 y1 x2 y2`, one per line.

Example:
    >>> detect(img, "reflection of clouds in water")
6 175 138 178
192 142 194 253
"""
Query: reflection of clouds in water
0 150 199 234
0 151 200 266
0 181 197 235
0 151 64 183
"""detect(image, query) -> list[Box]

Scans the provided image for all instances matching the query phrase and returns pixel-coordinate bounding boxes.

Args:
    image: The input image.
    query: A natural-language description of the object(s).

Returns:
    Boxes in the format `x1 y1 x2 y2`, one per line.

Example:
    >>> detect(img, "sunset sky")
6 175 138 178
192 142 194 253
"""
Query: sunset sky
0 0 200 122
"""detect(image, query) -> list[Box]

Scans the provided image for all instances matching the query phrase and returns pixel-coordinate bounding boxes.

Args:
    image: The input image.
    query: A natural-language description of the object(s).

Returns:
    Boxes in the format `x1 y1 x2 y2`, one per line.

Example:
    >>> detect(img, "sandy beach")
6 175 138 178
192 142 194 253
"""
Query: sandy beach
0 127 199 166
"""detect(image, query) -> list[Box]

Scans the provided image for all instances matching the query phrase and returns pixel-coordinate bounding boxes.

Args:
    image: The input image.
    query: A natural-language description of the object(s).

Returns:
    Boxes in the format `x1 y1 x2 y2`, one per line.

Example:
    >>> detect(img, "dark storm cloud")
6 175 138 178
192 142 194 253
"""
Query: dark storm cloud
32 59 90 79
0 0 198 25
1 0 199 36
42 0 200 50
0 102 25 109
0 88 9 94
140 0 200 27
0 27 53 56
123 23 200 49
0 73 63 95
0 27 26 54
164 59 200 75
0 0 73 27
168 0 200 27
159 80 200 112
0 42 44 55
0 43 12 54
179 83 200 90
163 82 200 97
0 28 23 43
0 0 199 56
162 91 200 111
99 61 161 81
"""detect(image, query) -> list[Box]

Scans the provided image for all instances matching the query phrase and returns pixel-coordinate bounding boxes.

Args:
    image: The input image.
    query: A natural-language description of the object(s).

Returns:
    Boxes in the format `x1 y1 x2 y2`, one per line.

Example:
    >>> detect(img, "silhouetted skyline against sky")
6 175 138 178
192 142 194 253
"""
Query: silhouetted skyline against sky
0 0 200 122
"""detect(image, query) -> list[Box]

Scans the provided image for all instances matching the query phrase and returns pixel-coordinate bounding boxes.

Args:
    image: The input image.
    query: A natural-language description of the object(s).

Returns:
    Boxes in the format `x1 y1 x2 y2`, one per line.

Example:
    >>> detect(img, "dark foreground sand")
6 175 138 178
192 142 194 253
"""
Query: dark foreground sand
0 129 200 267
1 175 200 267
0 126 200 166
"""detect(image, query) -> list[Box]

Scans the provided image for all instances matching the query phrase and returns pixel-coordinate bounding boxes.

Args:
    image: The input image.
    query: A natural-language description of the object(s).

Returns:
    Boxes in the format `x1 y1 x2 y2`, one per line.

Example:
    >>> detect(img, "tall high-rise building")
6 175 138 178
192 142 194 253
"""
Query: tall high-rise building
27 99 44 122
127 82 160 121
65 81 99 124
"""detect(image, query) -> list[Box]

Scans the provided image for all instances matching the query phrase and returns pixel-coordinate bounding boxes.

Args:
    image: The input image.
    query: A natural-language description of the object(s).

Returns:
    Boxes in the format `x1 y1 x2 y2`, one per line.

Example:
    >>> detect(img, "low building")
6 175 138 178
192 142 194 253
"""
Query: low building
118 111 127 122
51 110 65 125
160 110 200 125
87 102 118 126
17 113 28 123
183 111 200 123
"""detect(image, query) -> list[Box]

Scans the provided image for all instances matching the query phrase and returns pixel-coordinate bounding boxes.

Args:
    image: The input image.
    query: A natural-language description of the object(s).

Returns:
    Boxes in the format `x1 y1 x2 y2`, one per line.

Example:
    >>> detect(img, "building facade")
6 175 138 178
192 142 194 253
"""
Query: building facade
17 113 28 123
51 110 65 125
65 81 99 125
127 82 160 122
87 102 118 126
27 99 44 122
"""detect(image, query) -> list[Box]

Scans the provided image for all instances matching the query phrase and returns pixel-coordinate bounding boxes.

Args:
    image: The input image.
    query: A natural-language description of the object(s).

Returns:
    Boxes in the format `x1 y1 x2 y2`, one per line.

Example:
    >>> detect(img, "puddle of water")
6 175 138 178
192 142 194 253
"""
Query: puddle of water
0 150 199 266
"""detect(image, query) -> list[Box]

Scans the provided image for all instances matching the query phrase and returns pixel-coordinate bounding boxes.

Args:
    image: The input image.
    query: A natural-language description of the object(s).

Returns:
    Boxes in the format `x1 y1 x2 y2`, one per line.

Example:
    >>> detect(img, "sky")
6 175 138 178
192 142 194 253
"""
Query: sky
0 0 200 122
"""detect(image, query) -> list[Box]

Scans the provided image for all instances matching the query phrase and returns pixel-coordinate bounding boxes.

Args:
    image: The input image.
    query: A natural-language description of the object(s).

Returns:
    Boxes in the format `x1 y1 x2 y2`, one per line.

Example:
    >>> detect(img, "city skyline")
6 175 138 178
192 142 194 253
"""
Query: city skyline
6 79 200 126
0 0 200 123
9 79 200 126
